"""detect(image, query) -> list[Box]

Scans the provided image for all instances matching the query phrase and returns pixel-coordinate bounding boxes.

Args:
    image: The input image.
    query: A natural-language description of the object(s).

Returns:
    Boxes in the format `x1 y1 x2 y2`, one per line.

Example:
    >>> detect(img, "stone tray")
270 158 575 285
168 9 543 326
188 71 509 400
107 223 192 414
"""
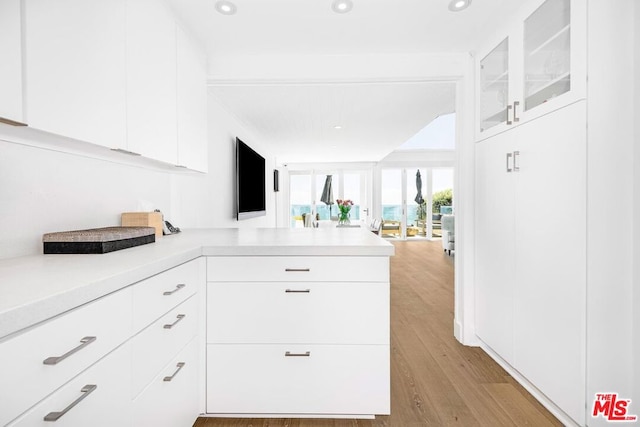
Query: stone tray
43 226 156 254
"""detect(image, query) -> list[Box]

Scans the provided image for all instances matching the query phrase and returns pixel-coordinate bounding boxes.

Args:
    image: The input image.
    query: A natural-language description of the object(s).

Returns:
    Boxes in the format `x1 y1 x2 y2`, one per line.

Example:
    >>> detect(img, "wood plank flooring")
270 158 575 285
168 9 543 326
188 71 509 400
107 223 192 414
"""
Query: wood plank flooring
194 240 561 427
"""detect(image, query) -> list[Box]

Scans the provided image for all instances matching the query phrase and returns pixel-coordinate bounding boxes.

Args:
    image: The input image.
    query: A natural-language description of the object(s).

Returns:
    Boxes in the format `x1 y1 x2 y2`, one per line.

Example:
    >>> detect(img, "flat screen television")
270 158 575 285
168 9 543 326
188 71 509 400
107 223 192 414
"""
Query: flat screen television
236 138 266 220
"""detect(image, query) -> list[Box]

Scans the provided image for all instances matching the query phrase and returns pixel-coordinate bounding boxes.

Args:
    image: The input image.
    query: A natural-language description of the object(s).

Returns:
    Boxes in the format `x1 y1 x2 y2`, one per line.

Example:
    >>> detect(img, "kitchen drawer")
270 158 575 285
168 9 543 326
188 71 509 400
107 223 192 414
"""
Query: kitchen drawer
7 341 132 427
0 288 132 427
133 337 199 427
207 282 389 344
132 294 198 398
206 343 390 415
132 260 199 332
207 256 389 283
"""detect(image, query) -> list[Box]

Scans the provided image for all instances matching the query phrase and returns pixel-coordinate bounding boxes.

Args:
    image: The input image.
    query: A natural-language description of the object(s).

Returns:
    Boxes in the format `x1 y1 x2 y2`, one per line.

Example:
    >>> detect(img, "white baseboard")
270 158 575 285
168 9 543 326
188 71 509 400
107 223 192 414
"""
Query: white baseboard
479 343 581 427
201 413 376 419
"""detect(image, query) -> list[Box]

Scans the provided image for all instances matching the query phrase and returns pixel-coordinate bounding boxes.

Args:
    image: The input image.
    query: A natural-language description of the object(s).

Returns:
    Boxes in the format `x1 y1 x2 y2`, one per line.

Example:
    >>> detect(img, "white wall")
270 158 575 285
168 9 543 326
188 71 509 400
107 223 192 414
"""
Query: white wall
0 91 277 260
587 0 636 420
169 92 277 229
0 135 172 259
634 0 640 409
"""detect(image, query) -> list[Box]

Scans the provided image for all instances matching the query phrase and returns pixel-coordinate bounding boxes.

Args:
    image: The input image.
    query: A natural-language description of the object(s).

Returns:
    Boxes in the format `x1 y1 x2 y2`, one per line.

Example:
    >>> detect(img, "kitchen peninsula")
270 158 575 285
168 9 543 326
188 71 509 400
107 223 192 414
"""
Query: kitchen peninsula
0 227 394 426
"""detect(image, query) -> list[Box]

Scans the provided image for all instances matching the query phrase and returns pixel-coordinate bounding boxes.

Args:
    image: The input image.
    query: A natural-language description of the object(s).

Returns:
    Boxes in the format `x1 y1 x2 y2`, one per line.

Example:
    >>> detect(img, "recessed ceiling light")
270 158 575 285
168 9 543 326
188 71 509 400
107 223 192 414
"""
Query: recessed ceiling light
332 0 353 14
334 125 343 130
215 0 237 15
448 0 471 12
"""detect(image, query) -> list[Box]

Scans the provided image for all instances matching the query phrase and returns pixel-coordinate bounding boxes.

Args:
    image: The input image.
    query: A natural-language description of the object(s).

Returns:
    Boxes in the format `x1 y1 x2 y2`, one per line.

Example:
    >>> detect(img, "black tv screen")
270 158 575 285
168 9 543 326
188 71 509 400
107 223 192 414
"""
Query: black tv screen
236 138 266 220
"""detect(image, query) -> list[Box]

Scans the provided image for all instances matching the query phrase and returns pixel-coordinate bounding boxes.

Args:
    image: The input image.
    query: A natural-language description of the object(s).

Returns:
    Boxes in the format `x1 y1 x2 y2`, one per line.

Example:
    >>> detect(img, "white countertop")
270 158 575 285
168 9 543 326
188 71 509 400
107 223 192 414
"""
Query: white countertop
0 227 394 340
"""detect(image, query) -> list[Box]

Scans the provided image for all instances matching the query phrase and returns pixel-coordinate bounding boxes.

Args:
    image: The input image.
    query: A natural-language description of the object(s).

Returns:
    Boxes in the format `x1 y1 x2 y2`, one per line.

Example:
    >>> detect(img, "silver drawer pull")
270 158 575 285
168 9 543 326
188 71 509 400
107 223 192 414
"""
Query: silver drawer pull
285 268 310 272
44 384 97 421
43 336 97 365
163 314 186 329
163 284 185 296
285 289 311 293
285 351 311 357
163 362 185 382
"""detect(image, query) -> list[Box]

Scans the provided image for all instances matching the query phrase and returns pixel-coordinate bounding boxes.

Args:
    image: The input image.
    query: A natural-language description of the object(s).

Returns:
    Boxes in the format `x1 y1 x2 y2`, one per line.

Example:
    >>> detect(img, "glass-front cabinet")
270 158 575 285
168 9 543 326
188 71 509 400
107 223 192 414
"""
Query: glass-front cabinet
475 0 585 141
479 38 510 133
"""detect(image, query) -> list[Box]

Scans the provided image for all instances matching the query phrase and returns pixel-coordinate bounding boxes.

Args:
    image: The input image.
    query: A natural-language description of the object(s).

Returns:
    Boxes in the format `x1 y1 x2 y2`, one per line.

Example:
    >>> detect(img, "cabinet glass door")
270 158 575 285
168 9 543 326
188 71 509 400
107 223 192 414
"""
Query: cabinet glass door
479 38 509 132
523 0 570 111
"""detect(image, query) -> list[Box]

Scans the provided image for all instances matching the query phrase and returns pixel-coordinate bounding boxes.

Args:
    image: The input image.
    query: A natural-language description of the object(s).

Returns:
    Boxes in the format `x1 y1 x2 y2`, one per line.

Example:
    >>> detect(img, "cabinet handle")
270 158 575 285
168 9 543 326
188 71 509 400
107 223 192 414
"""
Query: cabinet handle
513 150 520 172
506 152 513 173
0 116 27 126
285 289 311 293
163 314 186 329
43 336 97 365
285 268 310 272
163 362 185 382
285 351 311 357
43 384 97 421
506 104 513 125
513 101 520 123
163 284 186 296
110 148 141 156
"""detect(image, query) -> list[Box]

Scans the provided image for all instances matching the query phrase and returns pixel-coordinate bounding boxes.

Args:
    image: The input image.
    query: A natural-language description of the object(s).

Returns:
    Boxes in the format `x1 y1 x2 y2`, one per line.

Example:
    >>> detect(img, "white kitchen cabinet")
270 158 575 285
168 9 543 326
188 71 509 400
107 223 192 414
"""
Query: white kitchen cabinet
474 131 515 365
0 287 133 427
206 255 391 417
474 100 586 425
0 0 25 126
176 24 208 173
24 0 128 149
207 344 390 415
0 258 203 427
476 0 586 141
132 295 198 398
126 0 178 165
133 337 200 427
207 282 389 344
7 342 133 427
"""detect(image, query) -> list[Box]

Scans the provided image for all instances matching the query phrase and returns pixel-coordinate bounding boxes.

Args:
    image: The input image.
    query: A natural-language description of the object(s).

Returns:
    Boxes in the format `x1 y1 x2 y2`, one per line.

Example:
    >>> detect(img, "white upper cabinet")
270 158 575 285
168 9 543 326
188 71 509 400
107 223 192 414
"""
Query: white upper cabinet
475 0 586 141
176 25 208 173
126 0 178 165
24 0 128 148
0 0 25 126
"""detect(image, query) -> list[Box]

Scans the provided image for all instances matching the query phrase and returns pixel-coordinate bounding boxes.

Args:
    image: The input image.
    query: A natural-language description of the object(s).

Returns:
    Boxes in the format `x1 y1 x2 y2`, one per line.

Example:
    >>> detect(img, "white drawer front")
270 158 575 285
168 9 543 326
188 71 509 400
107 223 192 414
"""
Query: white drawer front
133 337 199 427
132 295 198 398
206 344 390 415
7 342 132 427
132 260 199 332
207 256 389 283
207 282 389 344
0 288 132 427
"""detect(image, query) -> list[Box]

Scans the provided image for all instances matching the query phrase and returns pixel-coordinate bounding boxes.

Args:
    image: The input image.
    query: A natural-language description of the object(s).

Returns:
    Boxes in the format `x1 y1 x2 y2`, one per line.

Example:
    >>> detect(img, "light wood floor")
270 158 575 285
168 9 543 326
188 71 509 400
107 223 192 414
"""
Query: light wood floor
194 240 561 427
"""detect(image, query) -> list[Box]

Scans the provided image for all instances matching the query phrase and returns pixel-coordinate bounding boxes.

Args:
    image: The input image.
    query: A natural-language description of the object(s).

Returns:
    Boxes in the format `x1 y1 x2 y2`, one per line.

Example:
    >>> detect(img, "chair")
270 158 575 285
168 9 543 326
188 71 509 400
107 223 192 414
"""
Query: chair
441 214 454 255
369 218 382 235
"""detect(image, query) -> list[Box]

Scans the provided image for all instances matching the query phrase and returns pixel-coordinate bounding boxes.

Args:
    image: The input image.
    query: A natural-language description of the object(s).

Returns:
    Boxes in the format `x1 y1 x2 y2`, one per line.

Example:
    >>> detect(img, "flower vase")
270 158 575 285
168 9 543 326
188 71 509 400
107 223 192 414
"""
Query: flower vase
338 209 351 225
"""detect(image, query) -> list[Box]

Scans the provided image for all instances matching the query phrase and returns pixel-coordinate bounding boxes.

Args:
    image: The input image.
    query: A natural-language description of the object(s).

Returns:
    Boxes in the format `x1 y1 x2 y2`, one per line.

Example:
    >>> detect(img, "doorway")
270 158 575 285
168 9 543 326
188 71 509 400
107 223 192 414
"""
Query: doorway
380 167 454 241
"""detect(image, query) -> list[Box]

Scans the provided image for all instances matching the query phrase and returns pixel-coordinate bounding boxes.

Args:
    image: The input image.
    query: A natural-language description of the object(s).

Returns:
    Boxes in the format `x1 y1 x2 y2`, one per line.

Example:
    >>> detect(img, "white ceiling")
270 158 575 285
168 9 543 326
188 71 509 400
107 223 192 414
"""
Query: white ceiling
168 0 522 163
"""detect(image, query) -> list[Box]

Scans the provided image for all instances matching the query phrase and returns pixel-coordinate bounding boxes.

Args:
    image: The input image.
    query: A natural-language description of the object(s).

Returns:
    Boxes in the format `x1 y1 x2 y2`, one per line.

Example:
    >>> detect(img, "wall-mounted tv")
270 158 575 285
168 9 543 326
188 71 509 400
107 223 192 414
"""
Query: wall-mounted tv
236 138 266 220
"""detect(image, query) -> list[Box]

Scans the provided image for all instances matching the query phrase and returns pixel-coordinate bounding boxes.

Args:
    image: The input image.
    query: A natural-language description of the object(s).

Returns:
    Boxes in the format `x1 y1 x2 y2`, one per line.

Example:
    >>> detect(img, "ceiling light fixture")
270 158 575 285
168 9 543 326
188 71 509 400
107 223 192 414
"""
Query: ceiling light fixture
448 0 471 12
334 125 343 130
332 0 354 14
215 0 237 15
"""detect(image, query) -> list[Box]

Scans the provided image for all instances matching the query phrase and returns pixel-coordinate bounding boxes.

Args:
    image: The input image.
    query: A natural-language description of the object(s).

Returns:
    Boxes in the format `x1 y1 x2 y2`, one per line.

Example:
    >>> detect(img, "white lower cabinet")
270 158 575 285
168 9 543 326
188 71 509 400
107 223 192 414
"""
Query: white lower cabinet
1 258 203 427
207 282 389 344
133 337 199 427
206 255 391 417
7 342 132 427
207 344 389 415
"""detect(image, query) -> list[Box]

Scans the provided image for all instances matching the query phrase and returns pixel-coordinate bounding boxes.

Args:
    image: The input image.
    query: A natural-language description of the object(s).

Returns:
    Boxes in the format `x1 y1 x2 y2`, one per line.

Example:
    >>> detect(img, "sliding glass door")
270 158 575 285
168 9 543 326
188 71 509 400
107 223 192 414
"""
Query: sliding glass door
289 170 368 227
379 167 454 240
